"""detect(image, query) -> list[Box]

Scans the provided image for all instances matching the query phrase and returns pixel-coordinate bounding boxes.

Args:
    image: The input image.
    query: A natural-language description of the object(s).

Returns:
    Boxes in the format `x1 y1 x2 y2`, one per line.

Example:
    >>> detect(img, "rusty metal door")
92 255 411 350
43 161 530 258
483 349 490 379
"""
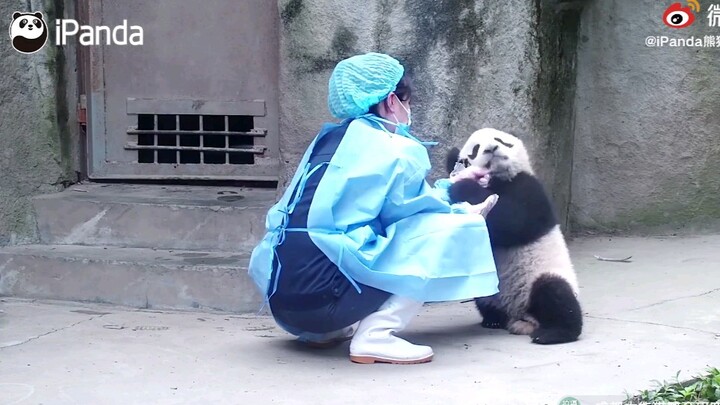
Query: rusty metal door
83 0 280 181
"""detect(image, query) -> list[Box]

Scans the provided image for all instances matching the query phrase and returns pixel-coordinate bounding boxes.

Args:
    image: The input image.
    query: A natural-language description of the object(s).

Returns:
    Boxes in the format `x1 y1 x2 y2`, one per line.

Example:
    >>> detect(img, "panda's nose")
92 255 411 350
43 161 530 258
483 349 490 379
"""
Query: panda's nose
484 145 498 154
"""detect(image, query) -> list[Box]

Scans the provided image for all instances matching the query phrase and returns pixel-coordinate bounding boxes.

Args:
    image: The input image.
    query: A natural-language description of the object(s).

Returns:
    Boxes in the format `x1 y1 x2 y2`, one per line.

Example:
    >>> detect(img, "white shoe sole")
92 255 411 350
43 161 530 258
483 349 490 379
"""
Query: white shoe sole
349 353 433 365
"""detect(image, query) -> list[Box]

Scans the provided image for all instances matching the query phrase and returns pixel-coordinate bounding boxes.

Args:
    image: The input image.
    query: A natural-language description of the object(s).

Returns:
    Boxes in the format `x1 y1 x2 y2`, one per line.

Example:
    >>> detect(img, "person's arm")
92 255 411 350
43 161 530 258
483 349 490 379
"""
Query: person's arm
431 166 492 212
379 160 496 225
430 178 474 213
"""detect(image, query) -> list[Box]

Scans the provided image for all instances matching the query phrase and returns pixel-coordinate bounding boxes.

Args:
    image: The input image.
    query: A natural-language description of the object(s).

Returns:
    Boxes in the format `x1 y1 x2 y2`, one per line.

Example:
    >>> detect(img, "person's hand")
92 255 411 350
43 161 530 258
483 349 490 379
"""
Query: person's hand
466 194 499 218
450 165 490 185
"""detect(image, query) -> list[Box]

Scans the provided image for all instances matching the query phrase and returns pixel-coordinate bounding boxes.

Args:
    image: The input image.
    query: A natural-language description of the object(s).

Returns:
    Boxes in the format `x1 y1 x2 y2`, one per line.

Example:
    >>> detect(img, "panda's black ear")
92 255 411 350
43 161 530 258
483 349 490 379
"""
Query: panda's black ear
34 12 43 19
446 147 460 175
13 12 22 20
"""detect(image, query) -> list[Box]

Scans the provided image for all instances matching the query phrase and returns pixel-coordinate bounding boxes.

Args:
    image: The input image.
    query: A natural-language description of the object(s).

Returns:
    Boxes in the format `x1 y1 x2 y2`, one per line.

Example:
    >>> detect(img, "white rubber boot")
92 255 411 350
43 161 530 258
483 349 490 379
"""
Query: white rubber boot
349 295 433 364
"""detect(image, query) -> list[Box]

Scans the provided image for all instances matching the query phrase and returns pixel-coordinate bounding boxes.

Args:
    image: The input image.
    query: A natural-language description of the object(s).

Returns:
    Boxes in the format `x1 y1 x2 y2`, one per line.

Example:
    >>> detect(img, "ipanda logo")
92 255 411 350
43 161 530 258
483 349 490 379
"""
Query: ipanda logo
9 10 143 54
56 19 143 46
9 12 48 54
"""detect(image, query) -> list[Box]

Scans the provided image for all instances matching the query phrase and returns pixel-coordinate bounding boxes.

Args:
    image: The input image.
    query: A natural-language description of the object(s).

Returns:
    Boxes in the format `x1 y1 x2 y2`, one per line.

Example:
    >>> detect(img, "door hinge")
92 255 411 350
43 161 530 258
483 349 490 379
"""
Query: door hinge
78 94 87 128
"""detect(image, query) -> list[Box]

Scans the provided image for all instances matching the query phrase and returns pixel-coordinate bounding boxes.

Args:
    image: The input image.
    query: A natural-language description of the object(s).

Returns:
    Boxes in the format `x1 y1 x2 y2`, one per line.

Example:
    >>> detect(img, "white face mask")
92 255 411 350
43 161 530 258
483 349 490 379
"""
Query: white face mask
392 94 412 127
361 113 438 147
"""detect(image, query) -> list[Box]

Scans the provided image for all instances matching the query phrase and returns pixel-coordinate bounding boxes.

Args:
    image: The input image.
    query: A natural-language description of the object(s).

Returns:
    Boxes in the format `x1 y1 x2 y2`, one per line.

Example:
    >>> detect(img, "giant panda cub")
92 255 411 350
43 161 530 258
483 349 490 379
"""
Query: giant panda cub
447 128 582 345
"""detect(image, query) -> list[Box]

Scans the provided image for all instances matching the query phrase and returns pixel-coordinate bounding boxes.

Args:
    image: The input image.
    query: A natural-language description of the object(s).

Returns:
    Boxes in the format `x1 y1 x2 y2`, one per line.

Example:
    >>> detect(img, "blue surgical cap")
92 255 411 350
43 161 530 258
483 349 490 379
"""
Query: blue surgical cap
327 52 405 119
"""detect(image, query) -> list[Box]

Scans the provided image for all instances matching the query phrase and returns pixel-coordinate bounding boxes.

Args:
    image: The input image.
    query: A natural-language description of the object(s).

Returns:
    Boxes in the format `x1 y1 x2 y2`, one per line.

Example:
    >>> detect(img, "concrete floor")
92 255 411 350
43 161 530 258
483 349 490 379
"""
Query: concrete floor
1 235 719 405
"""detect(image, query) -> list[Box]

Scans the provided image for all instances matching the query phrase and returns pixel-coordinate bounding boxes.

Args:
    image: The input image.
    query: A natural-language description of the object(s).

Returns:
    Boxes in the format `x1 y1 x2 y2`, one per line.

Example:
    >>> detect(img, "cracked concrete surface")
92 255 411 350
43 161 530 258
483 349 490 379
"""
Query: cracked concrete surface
1 314 108 350
625 288 720 313
584 315 718 337
1 235 719 404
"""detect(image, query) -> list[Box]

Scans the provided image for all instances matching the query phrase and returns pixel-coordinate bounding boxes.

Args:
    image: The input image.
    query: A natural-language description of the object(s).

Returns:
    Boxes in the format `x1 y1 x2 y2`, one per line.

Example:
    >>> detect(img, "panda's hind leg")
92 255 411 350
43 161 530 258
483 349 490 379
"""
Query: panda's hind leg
475 297 508 329
526 274 583 344
508 318 539 335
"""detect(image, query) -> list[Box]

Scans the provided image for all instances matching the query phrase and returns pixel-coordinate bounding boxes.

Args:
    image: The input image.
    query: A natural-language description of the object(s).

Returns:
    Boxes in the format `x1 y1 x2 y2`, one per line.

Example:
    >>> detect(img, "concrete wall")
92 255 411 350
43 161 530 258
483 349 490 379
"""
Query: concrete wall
276 0 582 229
3 0 715 243
0 0 78 246
571 0 720 234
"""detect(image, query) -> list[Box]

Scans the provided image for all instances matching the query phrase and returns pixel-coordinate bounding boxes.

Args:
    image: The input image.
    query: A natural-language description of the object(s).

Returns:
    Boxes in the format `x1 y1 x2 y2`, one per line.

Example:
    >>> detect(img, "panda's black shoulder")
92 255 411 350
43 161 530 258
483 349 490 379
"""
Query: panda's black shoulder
483 171 559 248
495 172 557 221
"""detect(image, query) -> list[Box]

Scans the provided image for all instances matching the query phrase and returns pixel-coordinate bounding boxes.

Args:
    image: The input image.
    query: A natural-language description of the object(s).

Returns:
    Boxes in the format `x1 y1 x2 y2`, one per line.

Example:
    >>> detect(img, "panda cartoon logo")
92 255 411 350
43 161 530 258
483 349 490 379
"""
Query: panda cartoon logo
9 11 48 54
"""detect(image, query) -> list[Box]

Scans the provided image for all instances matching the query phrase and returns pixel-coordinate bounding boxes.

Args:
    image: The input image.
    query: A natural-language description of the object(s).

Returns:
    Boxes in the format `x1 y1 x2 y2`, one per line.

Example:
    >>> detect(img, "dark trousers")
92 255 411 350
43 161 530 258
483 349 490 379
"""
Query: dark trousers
268 233 391 334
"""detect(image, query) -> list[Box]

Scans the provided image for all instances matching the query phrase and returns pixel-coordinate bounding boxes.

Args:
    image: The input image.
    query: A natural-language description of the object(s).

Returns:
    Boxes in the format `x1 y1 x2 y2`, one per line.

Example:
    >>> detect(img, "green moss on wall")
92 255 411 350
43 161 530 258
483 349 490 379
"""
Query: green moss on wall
51 0 74 185
533 1 582 232
402 0 488 133
372 0 394 52
298 26 359 74
44 0 74 185
280 0 359 75
0 0 74 245
330 26 358 60
280 0 304 26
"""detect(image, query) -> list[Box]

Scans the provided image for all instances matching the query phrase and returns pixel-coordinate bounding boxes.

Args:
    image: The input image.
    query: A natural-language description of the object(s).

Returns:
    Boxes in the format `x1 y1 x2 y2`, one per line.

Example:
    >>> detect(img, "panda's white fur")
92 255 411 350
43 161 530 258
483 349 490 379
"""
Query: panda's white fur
452 128 582 344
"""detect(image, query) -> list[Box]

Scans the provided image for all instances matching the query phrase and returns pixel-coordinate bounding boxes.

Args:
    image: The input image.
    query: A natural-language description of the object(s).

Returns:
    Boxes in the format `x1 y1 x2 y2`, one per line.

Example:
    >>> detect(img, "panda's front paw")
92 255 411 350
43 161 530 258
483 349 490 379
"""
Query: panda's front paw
481 319 505 329
449 179 494 205
478 174 491 188
476 301 509 330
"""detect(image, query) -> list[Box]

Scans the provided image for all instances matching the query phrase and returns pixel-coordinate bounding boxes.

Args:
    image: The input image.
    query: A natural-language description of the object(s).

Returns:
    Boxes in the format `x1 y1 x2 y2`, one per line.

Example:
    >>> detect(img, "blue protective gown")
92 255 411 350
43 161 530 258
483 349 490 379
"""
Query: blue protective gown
249 115 499 334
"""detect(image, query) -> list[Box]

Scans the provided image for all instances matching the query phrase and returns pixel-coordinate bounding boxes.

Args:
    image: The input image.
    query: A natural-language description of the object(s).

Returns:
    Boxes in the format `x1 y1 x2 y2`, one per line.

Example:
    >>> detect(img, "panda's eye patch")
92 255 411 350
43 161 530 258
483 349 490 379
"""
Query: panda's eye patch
468 144 480 160
33 19 42 27
494 137 514 148
20 18 28 28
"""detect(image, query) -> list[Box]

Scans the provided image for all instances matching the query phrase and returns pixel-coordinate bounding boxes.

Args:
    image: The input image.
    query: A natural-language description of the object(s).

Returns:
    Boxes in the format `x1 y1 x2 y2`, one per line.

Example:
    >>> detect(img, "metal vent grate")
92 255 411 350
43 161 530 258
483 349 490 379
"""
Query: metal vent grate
126 114 267 165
